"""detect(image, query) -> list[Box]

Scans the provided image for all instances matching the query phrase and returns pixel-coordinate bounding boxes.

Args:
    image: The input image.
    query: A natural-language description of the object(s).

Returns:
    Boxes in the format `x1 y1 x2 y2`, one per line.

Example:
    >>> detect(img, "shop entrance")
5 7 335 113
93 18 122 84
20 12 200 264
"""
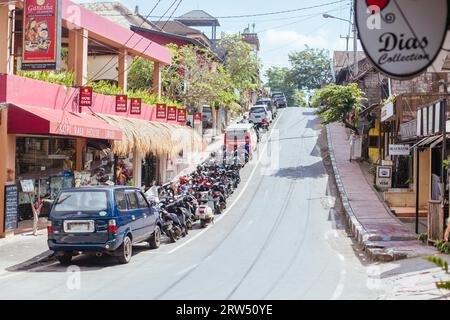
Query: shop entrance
15 136 77 233
142 154 159 189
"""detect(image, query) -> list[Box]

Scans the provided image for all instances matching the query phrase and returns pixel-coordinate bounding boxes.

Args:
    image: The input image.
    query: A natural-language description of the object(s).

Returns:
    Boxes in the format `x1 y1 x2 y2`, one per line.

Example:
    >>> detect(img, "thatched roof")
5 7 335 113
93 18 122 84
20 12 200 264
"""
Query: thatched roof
95 114 206 157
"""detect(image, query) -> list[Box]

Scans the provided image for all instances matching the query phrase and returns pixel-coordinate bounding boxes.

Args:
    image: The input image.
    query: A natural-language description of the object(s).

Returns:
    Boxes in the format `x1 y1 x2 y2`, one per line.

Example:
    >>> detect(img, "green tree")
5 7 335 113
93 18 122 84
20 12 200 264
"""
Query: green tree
217 33 260 108
128 57 154 91
312 83 365 134
264 66 289 92
287 48 333 90
292 90 308 108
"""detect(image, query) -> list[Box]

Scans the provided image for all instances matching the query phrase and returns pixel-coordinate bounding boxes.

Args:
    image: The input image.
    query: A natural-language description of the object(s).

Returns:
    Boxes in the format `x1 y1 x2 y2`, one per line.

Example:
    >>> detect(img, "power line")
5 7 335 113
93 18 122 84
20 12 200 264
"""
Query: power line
256 5 348 34
92 0 183 83
88 0 163 83
104 0 346 20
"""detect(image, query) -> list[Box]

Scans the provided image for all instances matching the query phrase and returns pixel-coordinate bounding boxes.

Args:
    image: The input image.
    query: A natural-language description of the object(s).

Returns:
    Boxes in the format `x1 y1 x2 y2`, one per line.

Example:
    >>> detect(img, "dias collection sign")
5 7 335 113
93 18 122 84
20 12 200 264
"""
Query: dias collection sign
355 0 448 79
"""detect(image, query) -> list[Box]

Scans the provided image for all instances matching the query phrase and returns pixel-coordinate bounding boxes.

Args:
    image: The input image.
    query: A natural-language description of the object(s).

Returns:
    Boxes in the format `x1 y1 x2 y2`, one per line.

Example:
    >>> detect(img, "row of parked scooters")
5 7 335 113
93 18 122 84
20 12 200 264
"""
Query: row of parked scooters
144 162 242 243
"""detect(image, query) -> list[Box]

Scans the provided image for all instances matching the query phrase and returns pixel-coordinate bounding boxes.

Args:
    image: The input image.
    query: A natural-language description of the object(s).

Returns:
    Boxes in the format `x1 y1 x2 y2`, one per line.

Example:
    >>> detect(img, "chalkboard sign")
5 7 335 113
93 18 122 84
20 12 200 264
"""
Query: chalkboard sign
4 185 18 232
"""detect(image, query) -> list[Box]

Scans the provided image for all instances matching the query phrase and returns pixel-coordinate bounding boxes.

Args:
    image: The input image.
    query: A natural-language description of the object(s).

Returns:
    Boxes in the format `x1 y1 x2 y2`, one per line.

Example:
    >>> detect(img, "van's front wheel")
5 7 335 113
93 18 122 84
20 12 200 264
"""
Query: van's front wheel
117 236 132 264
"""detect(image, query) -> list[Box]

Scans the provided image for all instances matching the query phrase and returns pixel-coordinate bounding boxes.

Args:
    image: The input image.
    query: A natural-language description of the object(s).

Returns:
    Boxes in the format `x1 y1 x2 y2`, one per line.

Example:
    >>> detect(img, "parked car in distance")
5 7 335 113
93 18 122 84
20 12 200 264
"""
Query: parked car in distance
202 106 212 128
272 92 287 108
47 186 161 265
256 98 276 120
249 105 271 124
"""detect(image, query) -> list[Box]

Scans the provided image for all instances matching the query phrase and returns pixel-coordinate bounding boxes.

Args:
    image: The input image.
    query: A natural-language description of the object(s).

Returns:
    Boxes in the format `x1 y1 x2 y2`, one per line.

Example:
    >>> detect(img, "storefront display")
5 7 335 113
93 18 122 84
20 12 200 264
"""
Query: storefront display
81 140 115 186
15 136 76 228
116 154 134 186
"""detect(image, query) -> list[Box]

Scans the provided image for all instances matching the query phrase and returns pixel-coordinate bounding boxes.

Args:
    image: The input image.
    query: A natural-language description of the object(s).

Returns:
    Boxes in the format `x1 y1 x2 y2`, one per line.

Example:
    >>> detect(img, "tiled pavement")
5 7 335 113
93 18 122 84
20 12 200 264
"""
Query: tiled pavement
327 123 436 261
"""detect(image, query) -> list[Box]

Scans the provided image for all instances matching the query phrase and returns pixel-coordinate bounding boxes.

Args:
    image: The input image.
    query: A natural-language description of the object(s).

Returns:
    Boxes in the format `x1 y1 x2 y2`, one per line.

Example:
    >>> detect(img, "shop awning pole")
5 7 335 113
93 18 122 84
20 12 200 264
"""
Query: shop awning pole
415 147 420 235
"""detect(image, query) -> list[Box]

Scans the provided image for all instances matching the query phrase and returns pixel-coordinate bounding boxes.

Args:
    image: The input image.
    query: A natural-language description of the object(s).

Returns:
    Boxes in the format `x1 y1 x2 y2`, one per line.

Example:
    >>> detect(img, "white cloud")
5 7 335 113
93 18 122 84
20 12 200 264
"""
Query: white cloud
262 29 332 52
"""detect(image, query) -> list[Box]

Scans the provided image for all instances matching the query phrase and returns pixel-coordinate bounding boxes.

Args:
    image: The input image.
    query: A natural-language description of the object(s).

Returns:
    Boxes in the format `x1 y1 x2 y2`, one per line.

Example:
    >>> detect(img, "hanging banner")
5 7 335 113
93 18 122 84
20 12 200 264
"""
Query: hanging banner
167 106 177 121
78 87 93 108
115 95 128 112
130 98 141 115
22 0 62 71
355 0 448 79
177 109 186 122
194 112 202 121
156 103 167 119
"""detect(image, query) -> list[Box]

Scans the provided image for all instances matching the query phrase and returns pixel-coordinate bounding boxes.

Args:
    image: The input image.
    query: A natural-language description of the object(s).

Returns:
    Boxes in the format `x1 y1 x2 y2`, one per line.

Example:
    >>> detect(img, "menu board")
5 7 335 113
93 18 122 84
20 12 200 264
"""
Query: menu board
4 185 18 232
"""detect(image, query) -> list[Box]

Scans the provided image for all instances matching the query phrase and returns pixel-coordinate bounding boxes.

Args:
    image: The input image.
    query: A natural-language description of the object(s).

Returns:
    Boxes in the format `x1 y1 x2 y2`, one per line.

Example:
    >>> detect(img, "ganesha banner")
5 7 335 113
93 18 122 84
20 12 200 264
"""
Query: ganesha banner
22 0 62 71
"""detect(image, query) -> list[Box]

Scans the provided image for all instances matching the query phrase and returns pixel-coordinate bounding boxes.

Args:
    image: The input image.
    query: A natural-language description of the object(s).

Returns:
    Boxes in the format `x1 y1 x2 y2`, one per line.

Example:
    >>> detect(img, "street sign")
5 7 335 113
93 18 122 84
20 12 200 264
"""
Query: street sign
167 106 177 121
156 104 167 119
381 102 394 122
376 166 392 189
177 108 186 123
130 98 141 115
115 95 127 112
389 144 410 156
79 87 93 108
355 0 448 79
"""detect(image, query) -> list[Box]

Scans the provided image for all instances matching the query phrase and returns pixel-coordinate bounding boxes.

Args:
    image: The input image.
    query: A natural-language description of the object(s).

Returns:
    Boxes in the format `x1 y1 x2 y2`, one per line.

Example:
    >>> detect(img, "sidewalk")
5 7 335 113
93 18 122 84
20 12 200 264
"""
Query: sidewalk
0 229 52 274
327 123 436 262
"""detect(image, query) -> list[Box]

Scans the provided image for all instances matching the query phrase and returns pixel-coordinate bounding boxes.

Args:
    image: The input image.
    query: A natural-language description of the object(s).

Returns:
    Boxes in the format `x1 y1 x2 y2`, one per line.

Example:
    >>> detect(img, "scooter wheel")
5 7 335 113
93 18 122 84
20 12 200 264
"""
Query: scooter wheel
200 220 206 228
186 221 193 230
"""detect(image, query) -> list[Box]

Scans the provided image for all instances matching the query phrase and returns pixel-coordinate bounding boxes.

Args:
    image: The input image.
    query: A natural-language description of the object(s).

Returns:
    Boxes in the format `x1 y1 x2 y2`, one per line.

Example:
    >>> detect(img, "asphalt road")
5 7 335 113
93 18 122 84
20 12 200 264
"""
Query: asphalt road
0 108 385 300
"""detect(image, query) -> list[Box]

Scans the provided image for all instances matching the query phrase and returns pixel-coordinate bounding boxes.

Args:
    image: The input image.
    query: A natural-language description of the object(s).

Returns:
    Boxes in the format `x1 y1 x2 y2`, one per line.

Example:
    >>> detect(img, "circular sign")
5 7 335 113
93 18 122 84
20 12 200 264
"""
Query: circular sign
355 0 448 79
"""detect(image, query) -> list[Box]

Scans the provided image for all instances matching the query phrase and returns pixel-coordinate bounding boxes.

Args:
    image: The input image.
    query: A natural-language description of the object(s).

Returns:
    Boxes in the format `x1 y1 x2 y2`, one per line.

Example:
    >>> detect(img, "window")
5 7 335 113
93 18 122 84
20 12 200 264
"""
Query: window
368 136 379 148
114 190 127 210
125 191 138 210
53 191 108 215
136 192 149 209
250 107 266 114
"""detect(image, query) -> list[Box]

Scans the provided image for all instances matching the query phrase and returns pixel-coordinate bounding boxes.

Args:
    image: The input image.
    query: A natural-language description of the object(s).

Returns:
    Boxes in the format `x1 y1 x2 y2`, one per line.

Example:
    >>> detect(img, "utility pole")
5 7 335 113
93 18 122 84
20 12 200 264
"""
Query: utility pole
352 0 358 77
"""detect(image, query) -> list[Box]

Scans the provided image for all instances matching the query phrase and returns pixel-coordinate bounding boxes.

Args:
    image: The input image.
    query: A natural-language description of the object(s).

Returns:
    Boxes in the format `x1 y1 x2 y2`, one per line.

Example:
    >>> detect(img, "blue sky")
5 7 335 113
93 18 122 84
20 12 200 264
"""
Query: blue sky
78 0 355 77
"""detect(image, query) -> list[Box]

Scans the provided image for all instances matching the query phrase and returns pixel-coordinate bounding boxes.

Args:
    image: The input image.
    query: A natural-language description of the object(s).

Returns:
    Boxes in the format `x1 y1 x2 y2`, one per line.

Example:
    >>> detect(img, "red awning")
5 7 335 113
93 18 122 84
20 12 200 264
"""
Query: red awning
8 105 122 140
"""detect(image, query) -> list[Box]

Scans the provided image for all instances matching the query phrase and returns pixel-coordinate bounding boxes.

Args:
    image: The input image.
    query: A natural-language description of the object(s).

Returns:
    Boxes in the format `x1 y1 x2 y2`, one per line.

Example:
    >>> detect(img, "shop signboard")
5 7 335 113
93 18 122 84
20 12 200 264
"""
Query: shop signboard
400 120 417 140
355 0 448 79
20 180 35 193
156 104 167 119
130 98 141 115
177 108 186 123
79 87 93 108
389 144 410 156
115 95 127 113
167 106 177 121
4 185 18 232
381 102 394 122
22 0 62 71
376 166 392 189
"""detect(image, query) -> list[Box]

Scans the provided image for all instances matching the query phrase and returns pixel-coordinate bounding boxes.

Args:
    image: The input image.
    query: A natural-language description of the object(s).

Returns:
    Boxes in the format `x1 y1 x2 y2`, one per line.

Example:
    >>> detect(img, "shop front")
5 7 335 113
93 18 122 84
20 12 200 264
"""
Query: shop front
1 104 122 236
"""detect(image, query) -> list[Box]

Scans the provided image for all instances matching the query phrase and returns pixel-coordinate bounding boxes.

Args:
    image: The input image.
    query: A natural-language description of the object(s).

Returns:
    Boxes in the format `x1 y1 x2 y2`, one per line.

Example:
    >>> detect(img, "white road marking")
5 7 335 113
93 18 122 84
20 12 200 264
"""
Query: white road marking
175 264 199 276
331 269 347 300
165 113 284 254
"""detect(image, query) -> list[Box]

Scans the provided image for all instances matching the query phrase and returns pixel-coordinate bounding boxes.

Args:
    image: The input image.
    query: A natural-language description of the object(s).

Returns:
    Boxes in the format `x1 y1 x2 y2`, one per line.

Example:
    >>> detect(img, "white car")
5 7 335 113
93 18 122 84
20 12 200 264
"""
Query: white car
249 105 271 124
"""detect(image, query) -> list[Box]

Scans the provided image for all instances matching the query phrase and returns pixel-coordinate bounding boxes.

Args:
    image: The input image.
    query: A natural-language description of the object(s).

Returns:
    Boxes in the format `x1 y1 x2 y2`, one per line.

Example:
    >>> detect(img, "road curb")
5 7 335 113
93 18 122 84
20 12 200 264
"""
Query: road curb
326 125 404 262
6 250 54 272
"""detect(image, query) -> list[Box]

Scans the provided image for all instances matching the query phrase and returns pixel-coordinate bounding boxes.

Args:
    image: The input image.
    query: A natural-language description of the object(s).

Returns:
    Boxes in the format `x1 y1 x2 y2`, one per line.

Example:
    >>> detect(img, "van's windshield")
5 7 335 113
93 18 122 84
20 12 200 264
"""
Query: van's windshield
53 191 108 215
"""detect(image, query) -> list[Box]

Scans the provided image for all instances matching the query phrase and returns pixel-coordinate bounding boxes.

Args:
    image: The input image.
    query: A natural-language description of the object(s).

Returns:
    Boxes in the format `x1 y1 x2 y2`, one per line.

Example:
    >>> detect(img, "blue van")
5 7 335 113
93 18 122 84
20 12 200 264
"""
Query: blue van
47 186 161 265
